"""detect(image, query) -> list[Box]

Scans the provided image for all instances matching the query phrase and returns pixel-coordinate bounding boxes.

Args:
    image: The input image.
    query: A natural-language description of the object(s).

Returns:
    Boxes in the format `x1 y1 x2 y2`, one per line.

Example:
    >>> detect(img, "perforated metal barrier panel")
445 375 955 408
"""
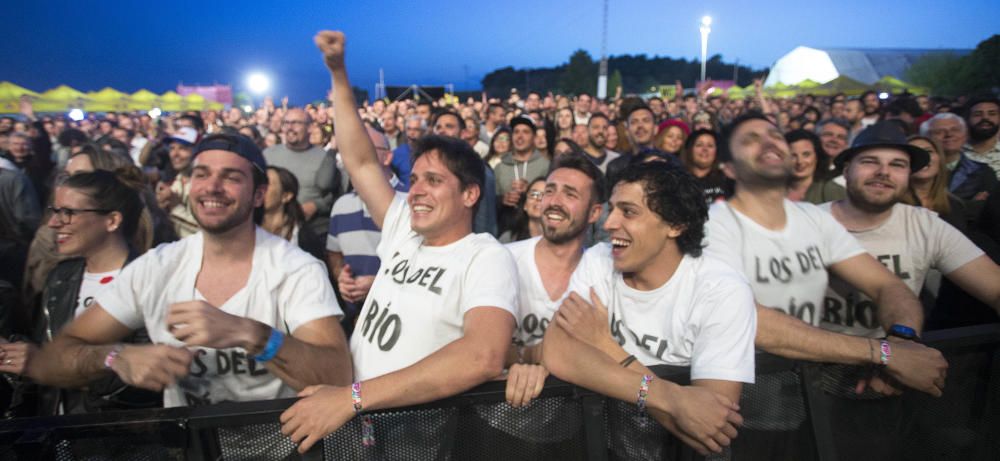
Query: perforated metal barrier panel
0 324 997 461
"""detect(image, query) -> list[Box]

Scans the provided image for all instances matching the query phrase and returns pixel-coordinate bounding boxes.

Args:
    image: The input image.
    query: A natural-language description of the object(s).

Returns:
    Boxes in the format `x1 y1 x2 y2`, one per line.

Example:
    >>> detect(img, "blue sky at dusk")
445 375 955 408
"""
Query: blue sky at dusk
4 0 996 104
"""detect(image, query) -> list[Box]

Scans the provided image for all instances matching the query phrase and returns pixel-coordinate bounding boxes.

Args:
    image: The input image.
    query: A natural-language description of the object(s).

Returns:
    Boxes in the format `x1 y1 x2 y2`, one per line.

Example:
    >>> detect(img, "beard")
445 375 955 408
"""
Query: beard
846 182 900 214
192 195 257 235
968 121 999 143
541 205 589 244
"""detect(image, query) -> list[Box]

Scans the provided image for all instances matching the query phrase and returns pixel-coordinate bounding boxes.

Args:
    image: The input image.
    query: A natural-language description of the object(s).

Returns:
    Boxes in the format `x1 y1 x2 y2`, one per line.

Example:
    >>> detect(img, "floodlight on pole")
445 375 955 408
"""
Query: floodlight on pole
246 72 271 95
700 15 712 85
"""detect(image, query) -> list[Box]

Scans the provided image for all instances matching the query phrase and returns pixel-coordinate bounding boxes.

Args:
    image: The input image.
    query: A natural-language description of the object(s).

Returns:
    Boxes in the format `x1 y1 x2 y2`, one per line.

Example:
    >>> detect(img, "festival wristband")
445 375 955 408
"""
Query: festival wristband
103 345 124 370
253 329 284 362
879 340 892 366
351 382 376 447
637 374 653 414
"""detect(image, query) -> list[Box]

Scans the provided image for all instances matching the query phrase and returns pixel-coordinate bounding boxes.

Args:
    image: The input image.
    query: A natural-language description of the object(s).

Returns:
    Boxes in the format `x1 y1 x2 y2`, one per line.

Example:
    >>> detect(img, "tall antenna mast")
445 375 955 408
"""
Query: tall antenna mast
597 0 609 99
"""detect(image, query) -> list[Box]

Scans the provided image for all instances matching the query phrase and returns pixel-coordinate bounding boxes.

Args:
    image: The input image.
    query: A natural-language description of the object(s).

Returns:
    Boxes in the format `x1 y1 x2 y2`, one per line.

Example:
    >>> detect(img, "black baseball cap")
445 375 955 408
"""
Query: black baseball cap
509 115 535 132
192 133 267 173
833 121 929 172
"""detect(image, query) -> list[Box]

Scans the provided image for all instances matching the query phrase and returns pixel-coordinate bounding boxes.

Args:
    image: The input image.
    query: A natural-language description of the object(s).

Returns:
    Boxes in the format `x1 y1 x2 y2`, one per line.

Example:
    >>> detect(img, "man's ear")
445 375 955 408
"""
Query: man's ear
462 183 481 209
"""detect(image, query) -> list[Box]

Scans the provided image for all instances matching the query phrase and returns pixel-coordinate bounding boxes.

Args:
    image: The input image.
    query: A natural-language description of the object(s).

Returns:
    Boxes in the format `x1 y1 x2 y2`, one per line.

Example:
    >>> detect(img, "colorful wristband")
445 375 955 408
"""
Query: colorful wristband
879 340 892 366
253 328 284 362
351 382 375 447
637 374 653 414
103 345 123 370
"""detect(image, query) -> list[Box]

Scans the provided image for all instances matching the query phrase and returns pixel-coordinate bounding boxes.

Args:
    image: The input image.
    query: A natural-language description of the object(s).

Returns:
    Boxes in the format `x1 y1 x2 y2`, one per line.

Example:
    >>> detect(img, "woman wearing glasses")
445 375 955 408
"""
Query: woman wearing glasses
499 177 547 243
1 167 160 415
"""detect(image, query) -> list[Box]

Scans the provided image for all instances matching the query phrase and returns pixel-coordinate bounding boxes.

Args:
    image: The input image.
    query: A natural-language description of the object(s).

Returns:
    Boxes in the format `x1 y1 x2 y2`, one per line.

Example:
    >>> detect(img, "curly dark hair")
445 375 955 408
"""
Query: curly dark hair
614 162 707 257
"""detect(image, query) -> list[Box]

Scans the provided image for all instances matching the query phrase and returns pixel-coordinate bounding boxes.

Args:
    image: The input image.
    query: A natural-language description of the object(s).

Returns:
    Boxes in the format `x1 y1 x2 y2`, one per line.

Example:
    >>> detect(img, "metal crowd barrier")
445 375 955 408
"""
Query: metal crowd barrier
0 324 997 461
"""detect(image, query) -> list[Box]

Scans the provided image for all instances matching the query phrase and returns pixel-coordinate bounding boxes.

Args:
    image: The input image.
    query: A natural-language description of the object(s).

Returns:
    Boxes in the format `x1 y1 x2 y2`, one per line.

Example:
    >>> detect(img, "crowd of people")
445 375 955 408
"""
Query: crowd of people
0 29 999 458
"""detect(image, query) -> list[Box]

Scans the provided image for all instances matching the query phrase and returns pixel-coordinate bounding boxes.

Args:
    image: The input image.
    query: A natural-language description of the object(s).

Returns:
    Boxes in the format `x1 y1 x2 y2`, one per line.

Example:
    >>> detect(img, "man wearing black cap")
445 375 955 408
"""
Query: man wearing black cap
706 113 948 397
31 133 352 411
821 122 1000 336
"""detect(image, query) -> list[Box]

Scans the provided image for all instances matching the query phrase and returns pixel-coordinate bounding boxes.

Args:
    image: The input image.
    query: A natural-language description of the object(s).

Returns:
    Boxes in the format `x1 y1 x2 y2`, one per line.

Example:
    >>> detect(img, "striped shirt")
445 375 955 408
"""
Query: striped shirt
326 176 406 277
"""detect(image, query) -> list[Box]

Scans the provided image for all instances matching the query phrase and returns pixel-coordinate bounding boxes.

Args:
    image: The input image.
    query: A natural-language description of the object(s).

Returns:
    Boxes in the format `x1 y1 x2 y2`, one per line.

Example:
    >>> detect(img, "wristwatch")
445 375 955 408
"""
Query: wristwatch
887 324 919 341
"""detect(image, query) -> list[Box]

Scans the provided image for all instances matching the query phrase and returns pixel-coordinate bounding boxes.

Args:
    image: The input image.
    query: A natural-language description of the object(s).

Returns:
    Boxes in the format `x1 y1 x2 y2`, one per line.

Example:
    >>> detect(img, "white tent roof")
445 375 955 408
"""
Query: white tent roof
764 46 971 87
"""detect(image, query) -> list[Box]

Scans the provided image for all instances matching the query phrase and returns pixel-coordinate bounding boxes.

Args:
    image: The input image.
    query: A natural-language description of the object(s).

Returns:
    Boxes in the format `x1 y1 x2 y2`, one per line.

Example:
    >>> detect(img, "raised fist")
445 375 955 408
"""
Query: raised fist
314 30 346 72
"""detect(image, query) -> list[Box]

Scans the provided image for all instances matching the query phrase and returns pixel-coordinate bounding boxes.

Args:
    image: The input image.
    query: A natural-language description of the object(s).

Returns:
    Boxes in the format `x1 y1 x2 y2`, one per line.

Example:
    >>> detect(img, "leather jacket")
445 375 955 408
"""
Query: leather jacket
30 250 161 416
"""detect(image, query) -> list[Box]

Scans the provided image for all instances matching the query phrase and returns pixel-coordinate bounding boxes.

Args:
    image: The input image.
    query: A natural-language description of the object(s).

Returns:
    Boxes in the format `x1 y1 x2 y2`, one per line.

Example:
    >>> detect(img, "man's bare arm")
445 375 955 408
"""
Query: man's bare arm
30 304 192 391
326 251 345 282
830 253 924 332
754 304 947 396
243 317 353 390
279 307 514 452
315 31 395 227
945 255 1000 315
542 321 740 456
166 302 352 390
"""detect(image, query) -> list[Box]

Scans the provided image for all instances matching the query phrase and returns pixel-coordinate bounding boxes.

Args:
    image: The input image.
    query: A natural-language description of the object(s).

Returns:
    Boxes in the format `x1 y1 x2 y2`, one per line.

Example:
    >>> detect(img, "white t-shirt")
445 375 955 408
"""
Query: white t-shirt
76 269 120 317
819 202 984 336
506 236 581 347
351 193 519 381
97 228 342 407
569 243 757 383
704 200 865 326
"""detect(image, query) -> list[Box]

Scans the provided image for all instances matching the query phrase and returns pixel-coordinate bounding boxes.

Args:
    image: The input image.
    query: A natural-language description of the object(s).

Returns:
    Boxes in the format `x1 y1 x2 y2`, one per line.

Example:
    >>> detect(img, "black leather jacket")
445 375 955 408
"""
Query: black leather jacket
31 251 161 415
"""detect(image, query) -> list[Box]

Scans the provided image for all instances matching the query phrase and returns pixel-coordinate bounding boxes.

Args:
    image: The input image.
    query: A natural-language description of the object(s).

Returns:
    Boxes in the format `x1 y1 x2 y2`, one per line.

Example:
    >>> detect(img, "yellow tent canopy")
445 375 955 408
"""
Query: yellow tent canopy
726 86 748 100
0 81 41 114
873 76 929 96
183 93 207 111
160 91 184 111
814 75 870 97
33 85 91 112
0 81 39 100
128 89 160 111
795 79 821 89
85 87 132 112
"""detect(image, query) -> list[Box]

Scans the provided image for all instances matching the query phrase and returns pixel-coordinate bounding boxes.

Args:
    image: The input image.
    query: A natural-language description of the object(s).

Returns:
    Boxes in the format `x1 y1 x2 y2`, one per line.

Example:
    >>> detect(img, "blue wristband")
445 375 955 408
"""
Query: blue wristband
254 328 284 362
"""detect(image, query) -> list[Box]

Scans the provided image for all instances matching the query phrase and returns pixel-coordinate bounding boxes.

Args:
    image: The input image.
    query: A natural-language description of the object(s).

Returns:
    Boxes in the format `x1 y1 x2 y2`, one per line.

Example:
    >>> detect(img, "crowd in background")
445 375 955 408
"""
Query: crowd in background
0 80 998 419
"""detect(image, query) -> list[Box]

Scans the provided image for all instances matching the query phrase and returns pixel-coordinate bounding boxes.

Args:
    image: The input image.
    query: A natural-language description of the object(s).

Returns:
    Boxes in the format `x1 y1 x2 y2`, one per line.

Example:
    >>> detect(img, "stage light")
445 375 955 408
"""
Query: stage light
247 72 271 95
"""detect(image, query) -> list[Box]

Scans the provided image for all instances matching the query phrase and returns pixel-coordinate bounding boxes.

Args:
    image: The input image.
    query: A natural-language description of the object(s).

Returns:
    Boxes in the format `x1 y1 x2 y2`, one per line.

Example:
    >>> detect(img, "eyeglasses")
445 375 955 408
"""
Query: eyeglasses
528 191 544 200
48 206 111 224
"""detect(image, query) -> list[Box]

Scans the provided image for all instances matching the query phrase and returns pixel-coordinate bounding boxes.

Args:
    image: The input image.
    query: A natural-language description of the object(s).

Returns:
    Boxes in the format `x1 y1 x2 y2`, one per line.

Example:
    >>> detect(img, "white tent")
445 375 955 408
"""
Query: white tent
763 46 970 87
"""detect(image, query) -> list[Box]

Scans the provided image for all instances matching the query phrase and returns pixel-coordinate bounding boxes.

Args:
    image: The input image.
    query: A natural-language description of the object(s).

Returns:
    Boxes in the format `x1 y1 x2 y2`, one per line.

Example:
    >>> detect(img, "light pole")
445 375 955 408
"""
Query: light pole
699 16 712 85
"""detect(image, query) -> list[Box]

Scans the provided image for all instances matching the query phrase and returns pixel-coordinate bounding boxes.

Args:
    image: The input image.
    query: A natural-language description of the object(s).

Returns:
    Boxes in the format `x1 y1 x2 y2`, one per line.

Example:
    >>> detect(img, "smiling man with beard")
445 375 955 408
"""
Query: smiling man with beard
819 121 1000 336
30 133 353 418
502 154 606 406
541 163 756 456
962 95 1000 178
704 113 948 458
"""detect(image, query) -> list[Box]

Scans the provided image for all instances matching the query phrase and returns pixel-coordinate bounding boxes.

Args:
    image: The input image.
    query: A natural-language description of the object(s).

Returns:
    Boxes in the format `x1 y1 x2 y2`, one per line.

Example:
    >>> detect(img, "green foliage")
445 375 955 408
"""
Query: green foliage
906 35 999 97
608 69 623 96
481 50 766 98
559 50 598 96
963 35 1000 93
